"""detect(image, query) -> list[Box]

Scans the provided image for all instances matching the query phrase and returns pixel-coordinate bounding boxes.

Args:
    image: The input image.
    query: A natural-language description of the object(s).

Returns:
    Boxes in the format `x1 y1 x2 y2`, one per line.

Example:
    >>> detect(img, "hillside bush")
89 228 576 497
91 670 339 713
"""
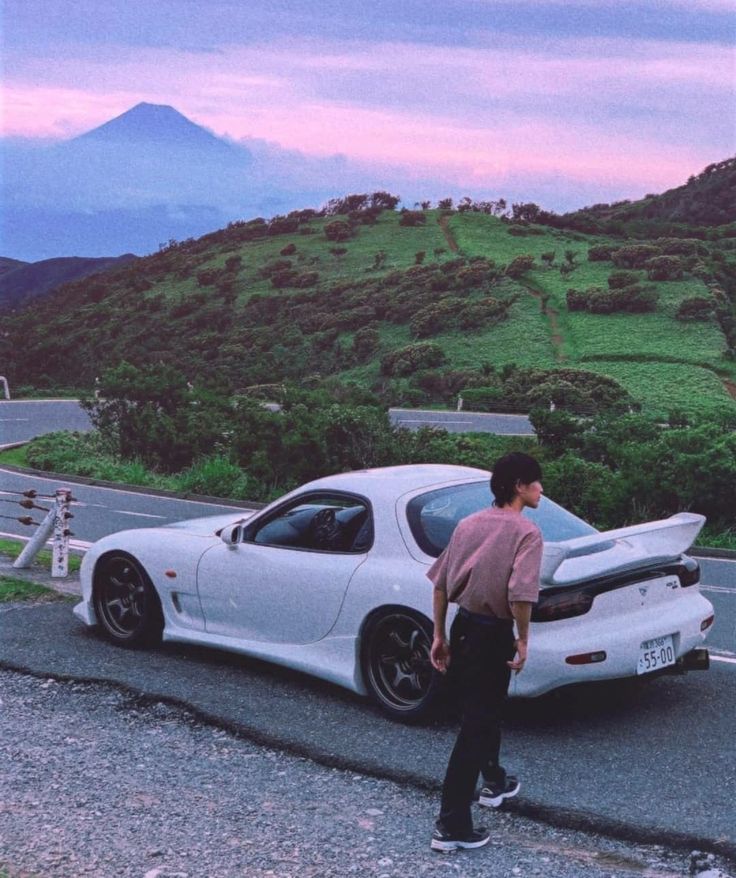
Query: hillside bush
505 254 535 278
588 244 618 261
676 296 715 321
567 285 658 314
607 270 640 289
645 255 684 281
612 244 662 269
380 342 446 376
324 220 355 242
399 210 427 227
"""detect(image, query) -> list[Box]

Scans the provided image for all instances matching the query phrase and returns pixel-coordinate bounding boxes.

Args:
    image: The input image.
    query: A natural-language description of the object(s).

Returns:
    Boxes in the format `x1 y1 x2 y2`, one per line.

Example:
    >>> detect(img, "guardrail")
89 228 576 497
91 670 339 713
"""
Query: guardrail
1 487 75 576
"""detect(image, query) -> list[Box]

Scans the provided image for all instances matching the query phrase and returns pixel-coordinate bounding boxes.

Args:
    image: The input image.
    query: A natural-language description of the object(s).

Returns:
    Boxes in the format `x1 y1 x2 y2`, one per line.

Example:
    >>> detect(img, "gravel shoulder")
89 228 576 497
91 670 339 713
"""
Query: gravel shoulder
0 667 732 878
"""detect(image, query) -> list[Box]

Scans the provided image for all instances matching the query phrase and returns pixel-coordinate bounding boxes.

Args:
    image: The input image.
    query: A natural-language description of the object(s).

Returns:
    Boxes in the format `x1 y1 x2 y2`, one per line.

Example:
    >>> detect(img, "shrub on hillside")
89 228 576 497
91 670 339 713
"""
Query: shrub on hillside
324 220 355 242
607 270 640 289
612 244 662 269
457 296 515 331
410 298 465 337
399 210 427 227
352 326 380 360
645 255 684 281
505 254 535 278
567 285 658 314
676 296 716 321
280 243 297 256
380 342 446 376
588 244 618 261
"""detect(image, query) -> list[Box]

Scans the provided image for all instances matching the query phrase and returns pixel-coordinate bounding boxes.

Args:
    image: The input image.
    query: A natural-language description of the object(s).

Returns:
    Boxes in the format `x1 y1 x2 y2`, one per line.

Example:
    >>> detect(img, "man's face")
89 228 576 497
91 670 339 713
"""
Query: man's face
517 479 543 509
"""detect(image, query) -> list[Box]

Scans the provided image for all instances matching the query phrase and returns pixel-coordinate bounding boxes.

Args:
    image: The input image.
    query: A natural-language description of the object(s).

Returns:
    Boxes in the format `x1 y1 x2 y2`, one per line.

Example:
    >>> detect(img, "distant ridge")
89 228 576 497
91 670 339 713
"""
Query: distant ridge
0 254 138 310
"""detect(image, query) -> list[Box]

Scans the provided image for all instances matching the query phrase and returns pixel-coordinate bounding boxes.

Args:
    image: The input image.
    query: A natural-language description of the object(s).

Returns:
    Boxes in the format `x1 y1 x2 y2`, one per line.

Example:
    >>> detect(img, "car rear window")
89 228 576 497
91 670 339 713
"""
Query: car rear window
406 481 598 557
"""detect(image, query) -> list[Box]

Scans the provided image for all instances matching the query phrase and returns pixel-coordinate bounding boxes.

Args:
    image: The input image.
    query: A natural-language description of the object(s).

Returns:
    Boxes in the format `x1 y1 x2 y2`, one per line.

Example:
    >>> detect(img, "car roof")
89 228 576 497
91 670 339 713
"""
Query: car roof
301 464 489 496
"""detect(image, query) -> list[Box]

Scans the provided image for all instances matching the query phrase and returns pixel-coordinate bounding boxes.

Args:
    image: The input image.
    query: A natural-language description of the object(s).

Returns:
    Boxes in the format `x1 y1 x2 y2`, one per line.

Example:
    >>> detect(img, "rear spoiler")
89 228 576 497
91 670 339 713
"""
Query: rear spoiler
541 512 706 586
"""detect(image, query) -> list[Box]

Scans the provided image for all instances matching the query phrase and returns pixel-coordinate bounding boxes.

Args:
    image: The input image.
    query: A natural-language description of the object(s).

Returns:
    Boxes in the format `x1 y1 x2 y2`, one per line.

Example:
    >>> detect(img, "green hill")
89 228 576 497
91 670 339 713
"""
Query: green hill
3 194 736 420
553 156 736 236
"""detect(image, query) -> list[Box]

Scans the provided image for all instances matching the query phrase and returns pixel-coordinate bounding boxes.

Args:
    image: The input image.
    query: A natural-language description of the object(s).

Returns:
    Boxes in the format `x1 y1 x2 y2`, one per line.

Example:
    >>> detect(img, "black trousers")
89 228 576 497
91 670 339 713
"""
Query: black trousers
438 609 516 835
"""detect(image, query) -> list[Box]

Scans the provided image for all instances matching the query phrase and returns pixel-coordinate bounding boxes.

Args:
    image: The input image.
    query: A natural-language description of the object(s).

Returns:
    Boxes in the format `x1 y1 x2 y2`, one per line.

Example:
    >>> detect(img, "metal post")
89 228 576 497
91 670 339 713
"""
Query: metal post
13 508 56 569
0 377 9 400
456 395 463 412
13 488 72 576
52 489 72 577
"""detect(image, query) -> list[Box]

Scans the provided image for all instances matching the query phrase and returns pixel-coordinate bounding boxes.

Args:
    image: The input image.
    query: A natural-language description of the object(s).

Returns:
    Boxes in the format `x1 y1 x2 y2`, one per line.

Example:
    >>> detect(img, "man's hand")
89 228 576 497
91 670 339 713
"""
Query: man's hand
507 639 528 673
431 636 451 673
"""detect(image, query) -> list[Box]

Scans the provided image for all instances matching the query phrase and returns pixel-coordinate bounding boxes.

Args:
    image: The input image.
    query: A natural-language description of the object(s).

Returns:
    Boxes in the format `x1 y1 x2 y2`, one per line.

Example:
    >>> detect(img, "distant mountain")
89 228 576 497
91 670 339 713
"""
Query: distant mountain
0 103 369 262
76 103 236 154
0 254 138 310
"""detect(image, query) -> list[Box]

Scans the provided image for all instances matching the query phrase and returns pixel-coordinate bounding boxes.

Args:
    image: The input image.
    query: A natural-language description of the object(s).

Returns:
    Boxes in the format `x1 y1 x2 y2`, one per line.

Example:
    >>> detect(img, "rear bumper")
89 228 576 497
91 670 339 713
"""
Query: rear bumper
511 589 714 697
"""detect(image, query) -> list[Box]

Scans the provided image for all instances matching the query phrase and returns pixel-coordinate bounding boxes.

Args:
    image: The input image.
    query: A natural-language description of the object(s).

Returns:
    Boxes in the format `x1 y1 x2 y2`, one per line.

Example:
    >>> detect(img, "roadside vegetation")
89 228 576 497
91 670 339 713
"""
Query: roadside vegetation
6 365 736 549
0 575 66 603
0 538 82 574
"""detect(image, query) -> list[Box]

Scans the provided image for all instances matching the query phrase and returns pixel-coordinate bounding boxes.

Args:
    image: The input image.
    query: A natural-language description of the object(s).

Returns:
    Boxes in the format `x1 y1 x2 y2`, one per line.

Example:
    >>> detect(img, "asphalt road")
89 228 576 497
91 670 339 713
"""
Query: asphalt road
0 399 92 448
1 396 734 858
0 398 534 446
388 407 534 435
1 600 734 861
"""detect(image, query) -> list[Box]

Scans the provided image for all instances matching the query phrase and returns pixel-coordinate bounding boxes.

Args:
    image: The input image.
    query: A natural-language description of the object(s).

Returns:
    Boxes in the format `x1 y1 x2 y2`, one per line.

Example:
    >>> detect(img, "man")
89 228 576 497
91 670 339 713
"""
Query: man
428 452 544 852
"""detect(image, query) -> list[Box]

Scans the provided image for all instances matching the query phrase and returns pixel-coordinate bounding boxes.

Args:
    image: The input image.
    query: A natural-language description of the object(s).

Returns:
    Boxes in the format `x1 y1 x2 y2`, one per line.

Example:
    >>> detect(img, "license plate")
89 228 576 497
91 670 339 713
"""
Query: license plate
637 635 676 675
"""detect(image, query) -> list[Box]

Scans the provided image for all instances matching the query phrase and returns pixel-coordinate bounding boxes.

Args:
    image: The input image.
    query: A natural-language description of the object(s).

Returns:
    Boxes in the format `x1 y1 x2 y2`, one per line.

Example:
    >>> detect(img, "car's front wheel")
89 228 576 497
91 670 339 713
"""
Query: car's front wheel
361 608 442 722
93 554 163 648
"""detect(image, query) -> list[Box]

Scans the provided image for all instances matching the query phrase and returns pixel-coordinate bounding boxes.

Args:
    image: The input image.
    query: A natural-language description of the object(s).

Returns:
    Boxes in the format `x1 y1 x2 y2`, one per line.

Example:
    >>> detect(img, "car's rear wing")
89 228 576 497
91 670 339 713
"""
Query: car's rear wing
540 512 706 586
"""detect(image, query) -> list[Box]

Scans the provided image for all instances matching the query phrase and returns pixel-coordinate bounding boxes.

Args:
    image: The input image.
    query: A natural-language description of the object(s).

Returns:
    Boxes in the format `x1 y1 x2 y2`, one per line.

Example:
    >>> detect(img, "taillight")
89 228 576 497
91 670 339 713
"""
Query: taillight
678 558 700 587
533 590 594 622
701 615 714 631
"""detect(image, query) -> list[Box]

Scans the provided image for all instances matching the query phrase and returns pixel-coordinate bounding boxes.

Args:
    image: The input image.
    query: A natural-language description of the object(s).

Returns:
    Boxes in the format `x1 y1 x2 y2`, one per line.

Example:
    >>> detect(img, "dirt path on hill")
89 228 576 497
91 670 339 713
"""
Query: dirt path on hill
437 214 459 252
721 377 736 400
522 281 567 362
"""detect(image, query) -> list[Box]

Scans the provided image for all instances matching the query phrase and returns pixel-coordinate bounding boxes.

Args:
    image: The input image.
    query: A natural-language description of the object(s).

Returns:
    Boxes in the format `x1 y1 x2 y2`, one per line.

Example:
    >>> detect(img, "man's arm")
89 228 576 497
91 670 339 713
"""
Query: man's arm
430 587 451 673
508 600 533 673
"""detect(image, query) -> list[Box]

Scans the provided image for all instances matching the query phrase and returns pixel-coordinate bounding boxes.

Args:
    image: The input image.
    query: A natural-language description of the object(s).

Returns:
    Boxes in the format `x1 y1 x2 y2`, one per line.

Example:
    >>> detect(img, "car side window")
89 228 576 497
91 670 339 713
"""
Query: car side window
250 493 372 553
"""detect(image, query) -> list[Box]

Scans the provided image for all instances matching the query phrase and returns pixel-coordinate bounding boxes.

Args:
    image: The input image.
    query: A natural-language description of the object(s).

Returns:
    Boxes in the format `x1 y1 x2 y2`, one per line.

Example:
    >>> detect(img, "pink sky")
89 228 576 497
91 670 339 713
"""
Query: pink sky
4 13 734 204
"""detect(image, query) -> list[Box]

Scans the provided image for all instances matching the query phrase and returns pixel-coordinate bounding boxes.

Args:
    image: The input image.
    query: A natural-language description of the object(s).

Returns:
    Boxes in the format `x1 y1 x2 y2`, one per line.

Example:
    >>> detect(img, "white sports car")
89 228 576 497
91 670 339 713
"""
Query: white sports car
74 464 714 721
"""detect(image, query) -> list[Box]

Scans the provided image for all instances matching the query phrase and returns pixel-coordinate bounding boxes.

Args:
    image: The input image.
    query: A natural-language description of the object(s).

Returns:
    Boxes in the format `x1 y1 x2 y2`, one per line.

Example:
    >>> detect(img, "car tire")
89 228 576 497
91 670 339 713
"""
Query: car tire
93 553 164 649
361 608 443 723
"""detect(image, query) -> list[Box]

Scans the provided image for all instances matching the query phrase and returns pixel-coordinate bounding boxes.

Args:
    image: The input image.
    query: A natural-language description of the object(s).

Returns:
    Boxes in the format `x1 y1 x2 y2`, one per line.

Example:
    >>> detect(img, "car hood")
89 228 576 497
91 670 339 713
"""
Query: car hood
165 510 258 536
541 512 705 586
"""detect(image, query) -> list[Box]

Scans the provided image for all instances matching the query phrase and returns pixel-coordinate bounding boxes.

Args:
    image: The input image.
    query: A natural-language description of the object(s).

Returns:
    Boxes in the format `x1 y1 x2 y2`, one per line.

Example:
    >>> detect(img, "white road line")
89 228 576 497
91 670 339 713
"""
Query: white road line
701 585 736 594
0 467 250 510
0 418 30 422
114 510 167 519
397 419 476 425
0 530 91 550
711 655 736 665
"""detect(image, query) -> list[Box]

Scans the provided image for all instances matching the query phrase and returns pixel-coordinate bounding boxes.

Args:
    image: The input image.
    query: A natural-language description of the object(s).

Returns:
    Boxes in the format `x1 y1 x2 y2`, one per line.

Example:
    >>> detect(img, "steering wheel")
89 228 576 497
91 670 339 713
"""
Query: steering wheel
310 508 341 548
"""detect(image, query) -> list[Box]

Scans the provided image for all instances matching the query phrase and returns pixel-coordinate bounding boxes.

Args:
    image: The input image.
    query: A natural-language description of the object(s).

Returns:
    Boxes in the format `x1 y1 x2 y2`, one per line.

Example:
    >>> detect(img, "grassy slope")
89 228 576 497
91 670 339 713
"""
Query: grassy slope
8 207 736 419
449 213 735 419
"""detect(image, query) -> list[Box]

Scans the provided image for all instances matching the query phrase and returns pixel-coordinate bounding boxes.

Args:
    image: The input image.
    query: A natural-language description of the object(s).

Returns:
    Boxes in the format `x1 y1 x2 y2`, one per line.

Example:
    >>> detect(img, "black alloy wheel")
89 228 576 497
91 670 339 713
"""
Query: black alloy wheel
93 554 163 648
361 609 441 722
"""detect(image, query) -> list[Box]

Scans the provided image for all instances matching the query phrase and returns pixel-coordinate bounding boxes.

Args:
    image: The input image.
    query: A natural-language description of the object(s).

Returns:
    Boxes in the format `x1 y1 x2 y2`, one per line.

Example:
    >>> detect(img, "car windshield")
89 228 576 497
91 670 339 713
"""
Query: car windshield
406 481 598 558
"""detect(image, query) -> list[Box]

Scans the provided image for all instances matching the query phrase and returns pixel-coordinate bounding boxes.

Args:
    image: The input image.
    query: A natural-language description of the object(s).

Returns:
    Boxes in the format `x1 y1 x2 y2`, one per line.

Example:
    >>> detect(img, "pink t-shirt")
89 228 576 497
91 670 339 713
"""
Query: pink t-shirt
426 506 542 620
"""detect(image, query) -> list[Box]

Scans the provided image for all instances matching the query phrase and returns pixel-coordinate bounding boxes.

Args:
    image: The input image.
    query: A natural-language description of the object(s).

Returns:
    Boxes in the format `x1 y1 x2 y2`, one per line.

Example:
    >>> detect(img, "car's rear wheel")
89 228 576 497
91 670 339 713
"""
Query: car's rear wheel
361 608 442 722
93 554 163 648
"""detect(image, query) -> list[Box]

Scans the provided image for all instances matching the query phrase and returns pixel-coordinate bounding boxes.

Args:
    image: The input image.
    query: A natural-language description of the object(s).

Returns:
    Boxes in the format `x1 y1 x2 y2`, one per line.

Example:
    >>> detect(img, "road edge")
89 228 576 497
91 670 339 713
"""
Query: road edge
0 655 733 865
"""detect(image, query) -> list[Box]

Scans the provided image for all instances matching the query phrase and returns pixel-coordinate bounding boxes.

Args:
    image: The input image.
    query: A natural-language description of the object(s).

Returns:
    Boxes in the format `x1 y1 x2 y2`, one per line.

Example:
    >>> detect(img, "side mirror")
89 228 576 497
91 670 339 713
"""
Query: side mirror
220 524 243 547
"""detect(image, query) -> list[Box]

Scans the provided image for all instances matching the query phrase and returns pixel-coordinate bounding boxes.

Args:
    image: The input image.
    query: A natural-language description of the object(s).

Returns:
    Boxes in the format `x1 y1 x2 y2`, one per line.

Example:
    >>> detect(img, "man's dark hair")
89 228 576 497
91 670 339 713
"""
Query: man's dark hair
491 452 542 507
